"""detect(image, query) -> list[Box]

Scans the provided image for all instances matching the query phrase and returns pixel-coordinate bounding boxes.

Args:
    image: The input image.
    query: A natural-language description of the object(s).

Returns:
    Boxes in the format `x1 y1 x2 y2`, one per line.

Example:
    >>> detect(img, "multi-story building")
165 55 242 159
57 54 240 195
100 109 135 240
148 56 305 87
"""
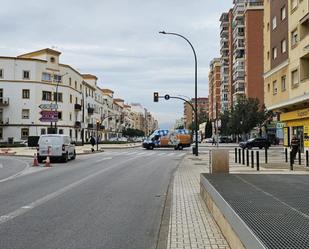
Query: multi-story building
264 0 309 149
0 48 157 142
183 98 209 130
231 0 264 105
263 0 289 143
208 58 221 121
220 12 230 112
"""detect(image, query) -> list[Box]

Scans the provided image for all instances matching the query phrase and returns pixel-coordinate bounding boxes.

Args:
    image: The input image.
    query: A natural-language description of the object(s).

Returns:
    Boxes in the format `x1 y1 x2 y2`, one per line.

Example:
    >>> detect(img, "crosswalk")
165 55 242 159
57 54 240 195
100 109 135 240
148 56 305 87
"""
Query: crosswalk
102 150 186 158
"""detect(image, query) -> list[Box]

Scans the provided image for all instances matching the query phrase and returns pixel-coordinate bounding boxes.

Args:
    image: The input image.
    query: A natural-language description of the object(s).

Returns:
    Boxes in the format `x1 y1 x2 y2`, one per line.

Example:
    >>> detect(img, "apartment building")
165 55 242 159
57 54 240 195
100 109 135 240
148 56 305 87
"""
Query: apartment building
0 48 157 142
183 98 209 130
232 0 264 105
208 58 221 121
264 0 309 149
220 12 230 112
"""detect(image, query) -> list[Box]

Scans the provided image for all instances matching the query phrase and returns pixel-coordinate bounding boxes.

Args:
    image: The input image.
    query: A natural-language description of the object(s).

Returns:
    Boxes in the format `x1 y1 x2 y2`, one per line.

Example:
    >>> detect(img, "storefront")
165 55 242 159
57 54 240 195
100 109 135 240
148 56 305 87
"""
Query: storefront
280 107 309 150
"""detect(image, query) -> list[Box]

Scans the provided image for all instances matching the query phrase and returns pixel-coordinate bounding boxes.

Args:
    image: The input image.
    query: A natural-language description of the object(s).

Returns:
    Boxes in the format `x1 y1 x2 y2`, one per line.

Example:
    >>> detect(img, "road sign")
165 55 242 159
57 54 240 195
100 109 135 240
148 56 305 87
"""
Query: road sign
39 103 58 110
39 110 58 122
164 94 170 100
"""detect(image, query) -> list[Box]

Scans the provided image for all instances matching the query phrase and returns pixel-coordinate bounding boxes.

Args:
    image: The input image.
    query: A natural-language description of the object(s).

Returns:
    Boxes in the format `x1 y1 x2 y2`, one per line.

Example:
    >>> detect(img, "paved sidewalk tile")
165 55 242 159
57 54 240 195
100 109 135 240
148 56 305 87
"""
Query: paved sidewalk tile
167 154 230 249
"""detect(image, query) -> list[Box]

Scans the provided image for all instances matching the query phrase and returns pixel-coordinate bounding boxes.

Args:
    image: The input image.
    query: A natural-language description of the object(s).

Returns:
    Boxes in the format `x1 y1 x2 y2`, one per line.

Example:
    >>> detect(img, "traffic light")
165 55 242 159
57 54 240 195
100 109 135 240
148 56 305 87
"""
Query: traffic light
153 92 159 102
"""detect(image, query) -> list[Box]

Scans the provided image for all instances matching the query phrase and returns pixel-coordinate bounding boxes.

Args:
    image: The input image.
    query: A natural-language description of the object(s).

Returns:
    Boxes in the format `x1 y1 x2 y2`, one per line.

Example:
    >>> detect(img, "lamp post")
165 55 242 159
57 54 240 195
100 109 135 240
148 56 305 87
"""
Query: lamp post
96 120 100 151
54 72 68 132
159 31 199 156
79 89 85 145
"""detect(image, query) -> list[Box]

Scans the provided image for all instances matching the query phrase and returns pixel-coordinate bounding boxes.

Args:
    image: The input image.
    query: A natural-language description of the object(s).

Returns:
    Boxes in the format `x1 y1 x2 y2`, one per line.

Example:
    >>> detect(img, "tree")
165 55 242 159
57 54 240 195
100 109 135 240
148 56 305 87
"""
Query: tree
205 119 212 138
122 128 145 137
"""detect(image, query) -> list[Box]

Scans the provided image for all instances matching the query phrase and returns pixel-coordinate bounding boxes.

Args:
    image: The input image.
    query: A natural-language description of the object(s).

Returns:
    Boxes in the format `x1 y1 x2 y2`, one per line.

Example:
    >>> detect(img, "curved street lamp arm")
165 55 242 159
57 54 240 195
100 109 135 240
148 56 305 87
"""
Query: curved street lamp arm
168 96 196 114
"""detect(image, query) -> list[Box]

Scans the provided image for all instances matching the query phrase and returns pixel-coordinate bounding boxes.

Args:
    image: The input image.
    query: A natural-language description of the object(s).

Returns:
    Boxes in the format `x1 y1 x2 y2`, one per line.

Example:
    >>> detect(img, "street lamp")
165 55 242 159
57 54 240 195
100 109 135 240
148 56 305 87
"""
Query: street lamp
96 120 100 151
54 72 68 132
79 88 85 145
159 31 199 156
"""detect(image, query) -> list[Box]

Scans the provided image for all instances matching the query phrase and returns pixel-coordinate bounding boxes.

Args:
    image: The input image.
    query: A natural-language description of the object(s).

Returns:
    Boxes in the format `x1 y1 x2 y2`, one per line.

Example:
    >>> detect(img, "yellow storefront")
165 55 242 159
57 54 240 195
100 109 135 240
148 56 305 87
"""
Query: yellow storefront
280 107 309 149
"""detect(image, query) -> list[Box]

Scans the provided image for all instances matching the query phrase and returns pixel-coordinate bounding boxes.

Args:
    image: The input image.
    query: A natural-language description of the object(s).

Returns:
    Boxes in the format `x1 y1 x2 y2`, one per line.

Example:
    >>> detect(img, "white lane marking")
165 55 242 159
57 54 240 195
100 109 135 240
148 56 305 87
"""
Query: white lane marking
0 159 30 183
0 162 119 225
136 152 147 156
157 153 167 156
94 157 113 163
166 153 176 156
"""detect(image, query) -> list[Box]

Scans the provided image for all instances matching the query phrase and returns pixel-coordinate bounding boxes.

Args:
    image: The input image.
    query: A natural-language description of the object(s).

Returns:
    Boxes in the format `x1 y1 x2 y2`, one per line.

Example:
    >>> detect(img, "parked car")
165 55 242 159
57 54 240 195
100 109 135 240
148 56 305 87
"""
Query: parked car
239 138 271 149
37 134 76 163
204 138 213 143
219 136 232 143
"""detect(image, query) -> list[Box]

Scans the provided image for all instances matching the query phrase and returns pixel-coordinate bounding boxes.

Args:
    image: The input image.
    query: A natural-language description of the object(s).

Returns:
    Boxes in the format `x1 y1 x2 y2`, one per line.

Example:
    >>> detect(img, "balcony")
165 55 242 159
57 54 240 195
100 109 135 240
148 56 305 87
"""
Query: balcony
87 107 94 115
245 1 263 10
0 118 9 125
74 121 81 128
0 97 9 106
74 103 82 111
88 123 94 129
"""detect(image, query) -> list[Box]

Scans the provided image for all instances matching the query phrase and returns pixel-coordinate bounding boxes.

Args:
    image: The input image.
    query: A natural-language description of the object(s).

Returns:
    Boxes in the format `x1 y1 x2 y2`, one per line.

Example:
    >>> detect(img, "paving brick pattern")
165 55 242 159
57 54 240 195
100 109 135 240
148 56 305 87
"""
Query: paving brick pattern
167 154 230 249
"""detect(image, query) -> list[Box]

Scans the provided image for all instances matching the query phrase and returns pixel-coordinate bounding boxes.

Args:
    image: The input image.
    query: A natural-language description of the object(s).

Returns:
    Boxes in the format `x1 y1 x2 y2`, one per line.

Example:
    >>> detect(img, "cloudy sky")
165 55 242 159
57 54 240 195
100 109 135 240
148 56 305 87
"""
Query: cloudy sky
0 0 232 128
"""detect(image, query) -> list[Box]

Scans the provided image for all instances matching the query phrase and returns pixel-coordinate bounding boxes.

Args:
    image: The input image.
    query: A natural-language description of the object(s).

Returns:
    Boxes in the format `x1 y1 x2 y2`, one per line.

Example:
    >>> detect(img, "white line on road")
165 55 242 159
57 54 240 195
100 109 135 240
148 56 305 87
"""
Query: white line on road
0 162 118 225
94 157 113 163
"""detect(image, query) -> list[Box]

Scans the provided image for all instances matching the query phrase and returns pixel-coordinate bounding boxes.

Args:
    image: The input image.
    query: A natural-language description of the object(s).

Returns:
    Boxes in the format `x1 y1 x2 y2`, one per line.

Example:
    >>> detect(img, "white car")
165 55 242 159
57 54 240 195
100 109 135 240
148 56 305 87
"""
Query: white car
37 134 76 163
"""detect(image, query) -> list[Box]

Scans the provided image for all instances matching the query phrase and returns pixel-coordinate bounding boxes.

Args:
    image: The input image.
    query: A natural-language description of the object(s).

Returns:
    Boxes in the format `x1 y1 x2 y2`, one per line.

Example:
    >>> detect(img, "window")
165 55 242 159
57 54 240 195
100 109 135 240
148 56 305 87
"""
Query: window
42 72 52 81
59 129 63 134
22 109 30 119
281 76 286 91
23 71 30 79
69 77 72 86
57 112 62 120
53 92 63 102
75 97 78 104
292 69 299 86
281 6 286 20
267 51 270 59
70 113 72 121
267 83 270 92
69 129 72 138
50 57 55 63
75 81 77 89
22 89 30 99
70 94 72 103
41 129 46 135
291 29 298 46
273 47 277 59
281 40 287 53
0 127 2 139
21 128 29 140
272 16 277 30
53 75 62 83
0 69 3 78
42 91 52 101
272 81 278 95
267 22 270 31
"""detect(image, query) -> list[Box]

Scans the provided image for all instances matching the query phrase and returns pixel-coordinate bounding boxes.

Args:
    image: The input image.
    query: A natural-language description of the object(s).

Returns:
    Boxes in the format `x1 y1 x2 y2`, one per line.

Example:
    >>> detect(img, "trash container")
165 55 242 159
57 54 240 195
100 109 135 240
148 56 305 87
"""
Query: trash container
192 146 196 155
8 137 14 144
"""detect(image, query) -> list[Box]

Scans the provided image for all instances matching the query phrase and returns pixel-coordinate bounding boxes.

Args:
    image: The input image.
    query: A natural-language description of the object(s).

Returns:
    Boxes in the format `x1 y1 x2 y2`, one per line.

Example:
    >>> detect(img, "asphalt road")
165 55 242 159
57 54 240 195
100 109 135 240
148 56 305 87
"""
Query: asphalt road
0 148 187 249
0 157 29 182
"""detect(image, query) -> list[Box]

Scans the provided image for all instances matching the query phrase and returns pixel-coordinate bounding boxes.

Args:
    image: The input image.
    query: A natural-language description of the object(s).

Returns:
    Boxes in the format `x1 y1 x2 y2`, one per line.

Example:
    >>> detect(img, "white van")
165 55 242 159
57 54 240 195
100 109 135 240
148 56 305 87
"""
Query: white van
37 135 76 163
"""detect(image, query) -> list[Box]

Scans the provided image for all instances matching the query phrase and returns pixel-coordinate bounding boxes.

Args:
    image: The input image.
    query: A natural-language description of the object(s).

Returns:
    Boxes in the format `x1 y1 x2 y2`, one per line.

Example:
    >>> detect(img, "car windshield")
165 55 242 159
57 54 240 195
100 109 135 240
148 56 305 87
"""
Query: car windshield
247 138 255 142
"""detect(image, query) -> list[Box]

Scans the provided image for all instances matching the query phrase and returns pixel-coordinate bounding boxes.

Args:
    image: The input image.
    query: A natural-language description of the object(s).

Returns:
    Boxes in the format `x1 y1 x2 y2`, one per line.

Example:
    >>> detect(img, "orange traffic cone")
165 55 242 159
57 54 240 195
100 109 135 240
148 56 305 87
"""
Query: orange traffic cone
45 155 51 167
32 153 39 167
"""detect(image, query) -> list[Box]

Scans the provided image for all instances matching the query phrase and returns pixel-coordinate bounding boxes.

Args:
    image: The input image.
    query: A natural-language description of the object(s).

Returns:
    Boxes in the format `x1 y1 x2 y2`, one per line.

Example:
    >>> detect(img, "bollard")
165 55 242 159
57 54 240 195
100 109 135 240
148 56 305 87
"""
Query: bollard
290 151 293 171
246 149 249 167
306 150 309 167
235 148 237 163
242 148 245 165
238 149 241 164
265 147 268 164
285 148 288 163
256 151 260 171
298 149 301 165
251 150 254 168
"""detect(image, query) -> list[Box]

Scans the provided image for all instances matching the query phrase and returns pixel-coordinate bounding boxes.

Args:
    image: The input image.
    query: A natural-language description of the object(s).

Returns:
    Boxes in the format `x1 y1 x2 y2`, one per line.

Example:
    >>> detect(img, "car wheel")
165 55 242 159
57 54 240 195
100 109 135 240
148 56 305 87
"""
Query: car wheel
149 145 153 150
178 145 183 150
62 153 69 163
247 145 252 149
174 147 178 150
71 150 76 160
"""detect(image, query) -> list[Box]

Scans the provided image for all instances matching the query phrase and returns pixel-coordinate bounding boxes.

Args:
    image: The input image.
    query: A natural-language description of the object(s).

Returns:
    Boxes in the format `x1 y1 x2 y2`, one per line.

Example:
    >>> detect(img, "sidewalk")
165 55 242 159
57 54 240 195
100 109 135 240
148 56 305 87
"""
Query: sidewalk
167 153 230 249
0 143 141 157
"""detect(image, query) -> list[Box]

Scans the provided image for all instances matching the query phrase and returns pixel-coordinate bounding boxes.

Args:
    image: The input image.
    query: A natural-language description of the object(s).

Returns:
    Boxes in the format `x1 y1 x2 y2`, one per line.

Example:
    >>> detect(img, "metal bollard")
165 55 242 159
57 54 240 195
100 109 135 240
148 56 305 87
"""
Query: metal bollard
265 147 268 164
298 149 301 165
285 148 288 163
306 150 309 167
256 151 260 171
246 149 249 167
238 149 241 164
290 151 293 171
235 148 237 163
251 150 254 168
242 148 245 165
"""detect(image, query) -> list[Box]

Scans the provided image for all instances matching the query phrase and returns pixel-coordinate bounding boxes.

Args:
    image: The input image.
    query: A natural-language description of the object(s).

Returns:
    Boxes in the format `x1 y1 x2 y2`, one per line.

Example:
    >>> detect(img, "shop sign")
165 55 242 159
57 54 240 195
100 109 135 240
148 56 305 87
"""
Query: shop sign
280 108 309 121
284 127 289 146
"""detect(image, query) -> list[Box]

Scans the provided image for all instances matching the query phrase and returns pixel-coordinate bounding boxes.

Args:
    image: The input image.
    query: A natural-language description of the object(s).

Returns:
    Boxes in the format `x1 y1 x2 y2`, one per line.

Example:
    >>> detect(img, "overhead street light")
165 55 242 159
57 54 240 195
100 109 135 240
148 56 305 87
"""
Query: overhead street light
159 31 199 156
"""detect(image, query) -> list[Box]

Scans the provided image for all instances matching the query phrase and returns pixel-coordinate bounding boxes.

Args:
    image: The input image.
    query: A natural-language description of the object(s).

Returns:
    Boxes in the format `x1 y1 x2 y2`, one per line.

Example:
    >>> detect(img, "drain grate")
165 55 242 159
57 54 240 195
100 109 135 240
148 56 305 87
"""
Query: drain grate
203 174 309 249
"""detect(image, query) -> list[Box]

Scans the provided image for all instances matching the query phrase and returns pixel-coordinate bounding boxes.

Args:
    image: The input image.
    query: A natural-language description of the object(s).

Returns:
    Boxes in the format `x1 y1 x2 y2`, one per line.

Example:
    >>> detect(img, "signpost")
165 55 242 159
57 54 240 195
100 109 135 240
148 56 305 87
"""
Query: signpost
39 110 58 122
39 103 58 110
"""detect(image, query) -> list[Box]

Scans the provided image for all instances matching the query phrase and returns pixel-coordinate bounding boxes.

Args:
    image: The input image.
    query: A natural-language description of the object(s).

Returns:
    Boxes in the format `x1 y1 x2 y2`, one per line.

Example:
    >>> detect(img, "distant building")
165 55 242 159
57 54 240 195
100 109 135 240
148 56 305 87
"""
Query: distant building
183 97 209 130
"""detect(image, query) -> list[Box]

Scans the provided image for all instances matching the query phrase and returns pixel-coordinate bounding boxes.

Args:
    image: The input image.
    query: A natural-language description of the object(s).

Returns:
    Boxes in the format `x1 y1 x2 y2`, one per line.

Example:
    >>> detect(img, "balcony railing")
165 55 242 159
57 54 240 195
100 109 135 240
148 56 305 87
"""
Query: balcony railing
0 97 9 106
88 123 94 129
74 121 81 128
0 118 9 125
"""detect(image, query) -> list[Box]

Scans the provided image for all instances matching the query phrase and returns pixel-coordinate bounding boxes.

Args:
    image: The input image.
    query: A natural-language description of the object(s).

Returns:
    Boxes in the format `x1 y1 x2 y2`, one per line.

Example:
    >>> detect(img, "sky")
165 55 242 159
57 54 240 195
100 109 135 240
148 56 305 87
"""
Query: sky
0 0 232 129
